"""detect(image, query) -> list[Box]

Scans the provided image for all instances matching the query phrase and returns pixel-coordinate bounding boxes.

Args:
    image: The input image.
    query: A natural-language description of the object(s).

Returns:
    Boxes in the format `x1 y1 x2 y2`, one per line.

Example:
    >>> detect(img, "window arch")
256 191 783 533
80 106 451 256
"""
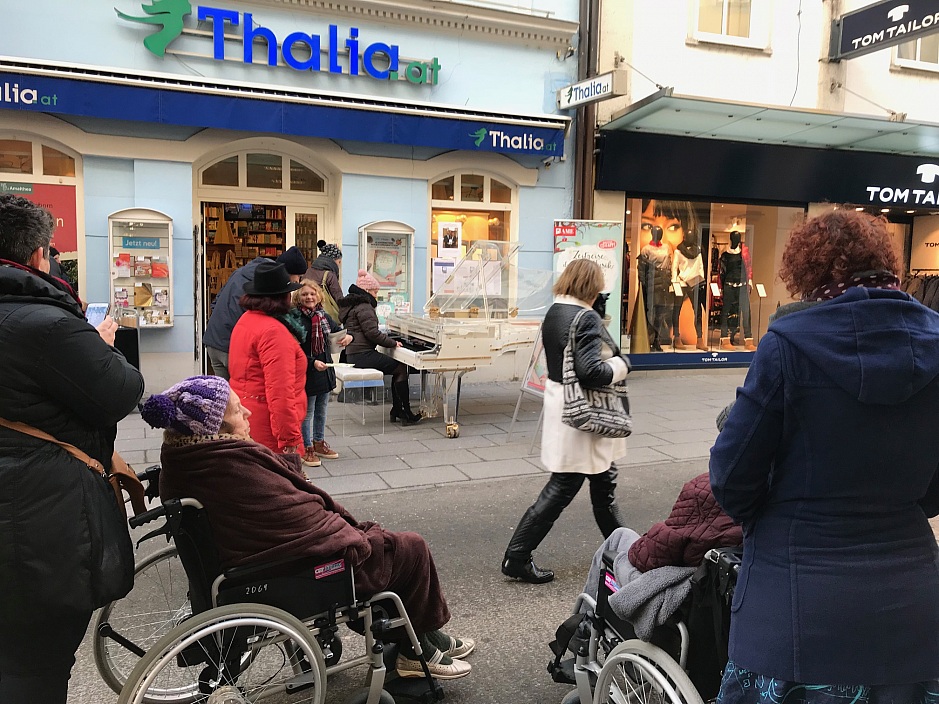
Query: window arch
430 172 516 258
199 151 327 193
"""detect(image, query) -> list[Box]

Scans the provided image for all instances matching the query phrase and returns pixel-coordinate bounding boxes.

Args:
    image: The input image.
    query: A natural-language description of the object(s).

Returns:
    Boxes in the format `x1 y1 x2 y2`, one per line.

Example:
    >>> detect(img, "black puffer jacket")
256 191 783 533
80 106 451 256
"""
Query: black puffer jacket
0 262 144 622
542 302 625 386
337 285 397 356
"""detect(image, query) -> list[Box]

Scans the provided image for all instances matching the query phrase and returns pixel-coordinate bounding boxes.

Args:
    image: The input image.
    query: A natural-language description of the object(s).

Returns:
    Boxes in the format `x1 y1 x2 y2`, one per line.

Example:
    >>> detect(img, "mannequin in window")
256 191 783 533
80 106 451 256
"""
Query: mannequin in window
737 237 757 351
672 228 707 351
719 231 746 351
637 224 672 351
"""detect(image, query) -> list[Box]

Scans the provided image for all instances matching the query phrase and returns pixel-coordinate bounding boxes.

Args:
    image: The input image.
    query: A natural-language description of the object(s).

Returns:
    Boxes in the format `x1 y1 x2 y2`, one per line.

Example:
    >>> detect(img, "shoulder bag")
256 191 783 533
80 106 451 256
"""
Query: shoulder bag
560 309 633 438
0 416 144 608
319 271 340 321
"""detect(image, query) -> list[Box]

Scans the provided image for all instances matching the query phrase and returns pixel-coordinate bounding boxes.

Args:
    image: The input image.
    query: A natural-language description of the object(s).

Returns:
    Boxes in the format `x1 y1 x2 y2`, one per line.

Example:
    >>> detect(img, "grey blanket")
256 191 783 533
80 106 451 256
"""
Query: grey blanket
609 553 695 641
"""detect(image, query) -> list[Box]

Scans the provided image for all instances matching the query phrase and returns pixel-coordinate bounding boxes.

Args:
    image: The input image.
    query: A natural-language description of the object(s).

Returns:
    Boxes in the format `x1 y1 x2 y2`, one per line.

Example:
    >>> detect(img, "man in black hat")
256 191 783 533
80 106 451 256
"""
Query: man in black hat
204 246 307 380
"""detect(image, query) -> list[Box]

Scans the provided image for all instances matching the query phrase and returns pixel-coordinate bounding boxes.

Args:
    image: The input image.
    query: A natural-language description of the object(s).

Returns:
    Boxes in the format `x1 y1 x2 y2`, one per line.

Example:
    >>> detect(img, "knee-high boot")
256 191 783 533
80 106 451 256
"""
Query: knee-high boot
502 473 586 584
389 381 403 422
392 379 421 425
589 466 625 538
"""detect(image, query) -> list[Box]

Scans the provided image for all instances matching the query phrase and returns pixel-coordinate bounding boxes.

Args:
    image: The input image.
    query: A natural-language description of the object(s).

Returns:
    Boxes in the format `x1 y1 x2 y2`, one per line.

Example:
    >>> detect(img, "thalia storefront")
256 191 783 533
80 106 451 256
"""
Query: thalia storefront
0 0 577 390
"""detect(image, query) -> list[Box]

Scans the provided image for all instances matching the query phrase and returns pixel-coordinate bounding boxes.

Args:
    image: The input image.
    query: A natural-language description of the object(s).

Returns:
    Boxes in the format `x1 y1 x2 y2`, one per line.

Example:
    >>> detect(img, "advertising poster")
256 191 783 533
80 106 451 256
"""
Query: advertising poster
437 221 462 259
0 182 78 252
520 329 548 398
553 220 624 336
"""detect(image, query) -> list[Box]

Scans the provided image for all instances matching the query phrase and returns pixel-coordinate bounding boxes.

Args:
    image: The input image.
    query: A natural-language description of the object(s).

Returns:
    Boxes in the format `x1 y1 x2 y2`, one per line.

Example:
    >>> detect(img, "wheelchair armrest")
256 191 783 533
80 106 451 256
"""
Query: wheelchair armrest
601 549 619 570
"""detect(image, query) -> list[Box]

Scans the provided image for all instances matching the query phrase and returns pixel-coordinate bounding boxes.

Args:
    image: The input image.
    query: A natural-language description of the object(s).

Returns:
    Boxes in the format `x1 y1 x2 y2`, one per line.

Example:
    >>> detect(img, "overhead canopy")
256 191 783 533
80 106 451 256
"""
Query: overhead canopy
601 88 939 157
0 58 568 157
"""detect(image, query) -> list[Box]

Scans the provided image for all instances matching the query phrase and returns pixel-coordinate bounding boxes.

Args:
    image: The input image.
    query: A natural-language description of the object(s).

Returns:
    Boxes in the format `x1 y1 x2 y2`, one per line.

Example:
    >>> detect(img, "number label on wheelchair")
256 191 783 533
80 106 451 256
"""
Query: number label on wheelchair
245 583 269 595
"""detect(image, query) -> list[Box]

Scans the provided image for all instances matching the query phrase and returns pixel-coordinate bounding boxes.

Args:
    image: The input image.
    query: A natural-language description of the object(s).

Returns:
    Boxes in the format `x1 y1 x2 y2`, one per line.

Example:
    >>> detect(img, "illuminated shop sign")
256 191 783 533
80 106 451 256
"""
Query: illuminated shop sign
115 1 441 85
832 0 939 60
865 162 939 206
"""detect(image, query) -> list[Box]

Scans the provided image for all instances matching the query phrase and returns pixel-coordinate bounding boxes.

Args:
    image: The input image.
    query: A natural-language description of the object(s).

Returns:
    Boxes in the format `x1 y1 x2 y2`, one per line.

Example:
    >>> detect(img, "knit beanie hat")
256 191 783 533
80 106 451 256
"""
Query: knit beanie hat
355 268 380 291
140 375 231 436
317 239 343 261
276 246 308 275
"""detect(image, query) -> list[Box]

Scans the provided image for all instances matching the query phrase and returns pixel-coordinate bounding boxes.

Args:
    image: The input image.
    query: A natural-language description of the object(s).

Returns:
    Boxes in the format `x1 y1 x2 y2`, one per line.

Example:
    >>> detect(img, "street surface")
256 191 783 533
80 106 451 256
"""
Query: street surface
67 370 746 703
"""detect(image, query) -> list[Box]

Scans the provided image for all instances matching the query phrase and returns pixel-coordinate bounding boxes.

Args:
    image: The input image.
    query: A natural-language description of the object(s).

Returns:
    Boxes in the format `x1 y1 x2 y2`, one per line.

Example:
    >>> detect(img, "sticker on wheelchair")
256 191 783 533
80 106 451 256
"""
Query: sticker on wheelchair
604 572 620 593
315 559 346 579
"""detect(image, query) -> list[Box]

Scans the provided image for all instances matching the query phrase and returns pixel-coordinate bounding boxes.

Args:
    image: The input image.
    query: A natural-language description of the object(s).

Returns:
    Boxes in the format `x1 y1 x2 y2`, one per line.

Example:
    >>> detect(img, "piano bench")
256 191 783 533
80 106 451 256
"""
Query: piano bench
334 367 385 434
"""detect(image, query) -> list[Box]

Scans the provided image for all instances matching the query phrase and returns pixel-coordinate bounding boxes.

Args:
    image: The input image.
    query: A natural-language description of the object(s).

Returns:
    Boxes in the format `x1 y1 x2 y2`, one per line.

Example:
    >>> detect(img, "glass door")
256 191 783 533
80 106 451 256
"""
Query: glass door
289 206 330 277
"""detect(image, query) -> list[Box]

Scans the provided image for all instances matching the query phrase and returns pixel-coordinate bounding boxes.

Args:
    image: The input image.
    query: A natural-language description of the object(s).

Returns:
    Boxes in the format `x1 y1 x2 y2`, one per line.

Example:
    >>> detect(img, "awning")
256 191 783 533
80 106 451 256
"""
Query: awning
0 58 568 157
602 88 939 157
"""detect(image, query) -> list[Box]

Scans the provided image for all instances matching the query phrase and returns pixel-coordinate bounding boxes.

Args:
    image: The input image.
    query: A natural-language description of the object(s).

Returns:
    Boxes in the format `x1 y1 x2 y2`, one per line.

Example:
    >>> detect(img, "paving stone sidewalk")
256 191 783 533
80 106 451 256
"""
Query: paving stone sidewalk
117 369 748 496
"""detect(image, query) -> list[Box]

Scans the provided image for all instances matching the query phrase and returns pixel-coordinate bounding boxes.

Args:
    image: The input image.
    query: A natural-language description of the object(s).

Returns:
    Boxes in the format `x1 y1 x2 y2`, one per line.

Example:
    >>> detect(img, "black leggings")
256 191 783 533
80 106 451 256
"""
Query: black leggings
0 611 91 703
348 349 409 383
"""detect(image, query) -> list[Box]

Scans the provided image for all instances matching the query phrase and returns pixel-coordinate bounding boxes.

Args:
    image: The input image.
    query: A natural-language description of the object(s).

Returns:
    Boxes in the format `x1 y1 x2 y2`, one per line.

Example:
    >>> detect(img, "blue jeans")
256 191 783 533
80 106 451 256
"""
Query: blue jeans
301 392 330 446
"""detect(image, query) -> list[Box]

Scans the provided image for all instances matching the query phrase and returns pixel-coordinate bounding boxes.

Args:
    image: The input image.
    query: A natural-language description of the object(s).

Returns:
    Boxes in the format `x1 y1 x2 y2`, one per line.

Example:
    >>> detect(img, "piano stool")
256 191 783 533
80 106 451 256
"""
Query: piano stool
333 367 385 435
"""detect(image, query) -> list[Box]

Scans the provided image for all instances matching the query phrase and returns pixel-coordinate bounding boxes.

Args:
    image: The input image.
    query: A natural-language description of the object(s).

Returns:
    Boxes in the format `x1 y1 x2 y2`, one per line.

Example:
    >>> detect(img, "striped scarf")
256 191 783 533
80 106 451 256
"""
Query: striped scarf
302 305 331 355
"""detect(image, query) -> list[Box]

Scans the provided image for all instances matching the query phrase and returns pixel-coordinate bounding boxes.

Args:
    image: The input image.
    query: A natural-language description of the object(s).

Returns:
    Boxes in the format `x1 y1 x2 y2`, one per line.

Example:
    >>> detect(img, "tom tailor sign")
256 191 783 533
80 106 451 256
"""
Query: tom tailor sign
831 0 939 60
864 161 939 205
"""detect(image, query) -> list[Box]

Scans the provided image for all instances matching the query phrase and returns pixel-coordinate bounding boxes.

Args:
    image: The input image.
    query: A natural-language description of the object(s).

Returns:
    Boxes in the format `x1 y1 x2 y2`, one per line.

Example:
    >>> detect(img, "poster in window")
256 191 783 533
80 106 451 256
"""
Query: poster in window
437 222 462 259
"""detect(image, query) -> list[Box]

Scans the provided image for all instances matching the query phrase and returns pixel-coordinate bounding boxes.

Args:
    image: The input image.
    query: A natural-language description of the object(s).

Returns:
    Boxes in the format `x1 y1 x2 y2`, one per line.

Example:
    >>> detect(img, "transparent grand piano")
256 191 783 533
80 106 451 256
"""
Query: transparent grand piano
381 242 552 437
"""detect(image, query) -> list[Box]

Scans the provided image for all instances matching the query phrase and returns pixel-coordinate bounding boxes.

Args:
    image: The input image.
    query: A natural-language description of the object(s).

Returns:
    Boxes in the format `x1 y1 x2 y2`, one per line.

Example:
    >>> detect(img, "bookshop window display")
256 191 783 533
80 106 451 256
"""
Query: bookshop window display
109 208 173 327
624 198 798 354
430 172 515 296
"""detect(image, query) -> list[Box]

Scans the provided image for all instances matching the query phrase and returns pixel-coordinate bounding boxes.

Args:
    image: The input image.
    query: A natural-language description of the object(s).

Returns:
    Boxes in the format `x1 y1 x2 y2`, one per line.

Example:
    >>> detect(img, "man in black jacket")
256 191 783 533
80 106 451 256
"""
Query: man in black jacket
203 245 308 379
0 194 145 703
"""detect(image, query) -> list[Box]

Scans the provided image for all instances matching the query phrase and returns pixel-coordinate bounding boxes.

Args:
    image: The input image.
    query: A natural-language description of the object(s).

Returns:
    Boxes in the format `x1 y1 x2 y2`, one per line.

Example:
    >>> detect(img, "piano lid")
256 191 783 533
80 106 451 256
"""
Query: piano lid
424 242 553 320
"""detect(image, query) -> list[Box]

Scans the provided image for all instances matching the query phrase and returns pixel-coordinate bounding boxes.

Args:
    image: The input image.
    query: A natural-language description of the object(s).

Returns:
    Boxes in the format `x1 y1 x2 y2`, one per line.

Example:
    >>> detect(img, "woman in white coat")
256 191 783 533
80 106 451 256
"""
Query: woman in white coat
501 259 629 584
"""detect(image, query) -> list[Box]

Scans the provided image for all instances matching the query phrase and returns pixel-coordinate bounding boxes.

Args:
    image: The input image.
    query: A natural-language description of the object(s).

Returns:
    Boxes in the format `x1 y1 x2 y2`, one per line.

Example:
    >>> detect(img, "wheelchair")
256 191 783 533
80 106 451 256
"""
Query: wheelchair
113 489 444 704
548 547 742 704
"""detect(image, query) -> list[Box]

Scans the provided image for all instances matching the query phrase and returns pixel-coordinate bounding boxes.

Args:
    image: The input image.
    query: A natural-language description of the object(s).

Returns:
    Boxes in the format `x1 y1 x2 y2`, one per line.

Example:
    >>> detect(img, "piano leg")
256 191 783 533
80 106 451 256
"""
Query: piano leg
443 371 468 439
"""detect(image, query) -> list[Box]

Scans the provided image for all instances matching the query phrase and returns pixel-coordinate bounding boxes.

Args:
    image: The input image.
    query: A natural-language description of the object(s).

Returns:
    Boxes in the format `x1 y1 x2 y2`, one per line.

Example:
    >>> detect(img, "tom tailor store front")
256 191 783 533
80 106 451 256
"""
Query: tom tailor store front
595 97 939 371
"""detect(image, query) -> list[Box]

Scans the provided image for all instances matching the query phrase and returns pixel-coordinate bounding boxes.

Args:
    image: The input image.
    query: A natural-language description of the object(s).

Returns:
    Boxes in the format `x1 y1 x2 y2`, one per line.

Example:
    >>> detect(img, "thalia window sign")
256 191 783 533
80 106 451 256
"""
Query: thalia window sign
116 2 441 85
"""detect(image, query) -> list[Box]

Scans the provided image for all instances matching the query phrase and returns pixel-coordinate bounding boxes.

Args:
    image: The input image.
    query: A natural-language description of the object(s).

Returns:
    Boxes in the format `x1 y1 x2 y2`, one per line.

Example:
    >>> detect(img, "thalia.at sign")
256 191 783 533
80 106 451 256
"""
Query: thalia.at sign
197 7 440 84
0 82 58 106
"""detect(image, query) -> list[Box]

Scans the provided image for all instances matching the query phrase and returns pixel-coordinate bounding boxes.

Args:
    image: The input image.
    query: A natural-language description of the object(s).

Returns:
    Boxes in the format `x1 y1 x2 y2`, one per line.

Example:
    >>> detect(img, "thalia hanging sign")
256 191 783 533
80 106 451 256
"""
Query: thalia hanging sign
115 1 441 85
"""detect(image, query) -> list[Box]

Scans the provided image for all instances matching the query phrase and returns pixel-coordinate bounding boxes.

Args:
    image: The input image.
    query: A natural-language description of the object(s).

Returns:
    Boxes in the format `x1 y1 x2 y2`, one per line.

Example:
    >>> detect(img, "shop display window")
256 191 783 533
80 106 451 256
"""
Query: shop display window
623 197 803 355
109 209 174 328
358 221 414 325
0 140 32 174
41 146 75 178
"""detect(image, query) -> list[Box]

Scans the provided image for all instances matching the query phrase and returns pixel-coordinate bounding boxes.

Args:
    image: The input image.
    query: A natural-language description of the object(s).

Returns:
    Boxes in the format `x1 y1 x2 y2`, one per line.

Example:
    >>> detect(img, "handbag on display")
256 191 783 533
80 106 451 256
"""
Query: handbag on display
560 309 632 438
0 416 145 609
319 271 340 321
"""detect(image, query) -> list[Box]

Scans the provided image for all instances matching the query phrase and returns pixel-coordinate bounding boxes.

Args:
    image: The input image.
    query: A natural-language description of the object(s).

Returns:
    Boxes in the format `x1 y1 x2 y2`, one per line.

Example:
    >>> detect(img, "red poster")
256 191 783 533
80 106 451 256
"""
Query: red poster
6 184 78 253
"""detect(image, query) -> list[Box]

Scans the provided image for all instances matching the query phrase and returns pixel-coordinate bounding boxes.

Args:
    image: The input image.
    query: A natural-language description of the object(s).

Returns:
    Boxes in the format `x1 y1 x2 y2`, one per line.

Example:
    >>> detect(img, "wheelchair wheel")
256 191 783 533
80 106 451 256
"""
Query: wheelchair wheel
94 545 196 702
118 604 327 704
592 640 704 704
560 689 584 704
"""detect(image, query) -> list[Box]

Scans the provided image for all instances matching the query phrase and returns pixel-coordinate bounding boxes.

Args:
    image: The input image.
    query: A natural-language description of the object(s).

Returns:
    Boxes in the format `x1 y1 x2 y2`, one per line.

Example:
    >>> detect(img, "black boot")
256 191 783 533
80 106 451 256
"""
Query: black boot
501 553 554 584
501 474 585 584
589 466 625 539
392 380 422 425
389 381 403 423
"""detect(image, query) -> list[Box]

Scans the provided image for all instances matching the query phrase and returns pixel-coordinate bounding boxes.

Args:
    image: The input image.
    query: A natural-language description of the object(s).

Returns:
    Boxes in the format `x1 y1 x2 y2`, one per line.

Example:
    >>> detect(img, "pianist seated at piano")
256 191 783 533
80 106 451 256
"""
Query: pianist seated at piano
338 269 423 426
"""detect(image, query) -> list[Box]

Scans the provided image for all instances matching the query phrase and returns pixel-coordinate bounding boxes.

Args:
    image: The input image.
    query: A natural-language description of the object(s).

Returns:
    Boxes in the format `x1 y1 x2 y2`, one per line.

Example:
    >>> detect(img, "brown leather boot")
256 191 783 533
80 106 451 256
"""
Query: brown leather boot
313 440 339 459
302 447 321 467
672 337 687 350
744 337 757 351
720 337 735 351
696 336 708 351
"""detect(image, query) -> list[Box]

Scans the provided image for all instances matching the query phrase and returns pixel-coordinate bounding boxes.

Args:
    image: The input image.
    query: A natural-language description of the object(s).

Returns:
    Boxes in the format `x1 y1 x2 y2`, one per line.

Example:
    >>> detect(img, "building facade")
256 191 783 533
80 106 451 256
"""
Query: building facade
0 0 578 390
592 0 939 368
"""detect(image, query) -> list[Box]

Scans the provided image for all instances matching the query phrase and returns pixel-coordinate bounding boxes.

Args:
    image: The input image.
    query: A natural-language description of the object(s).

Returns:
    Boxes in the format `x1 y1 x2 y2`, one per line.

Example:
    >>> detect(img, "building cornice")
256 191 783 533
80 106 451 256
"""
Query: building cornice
239 0 579 50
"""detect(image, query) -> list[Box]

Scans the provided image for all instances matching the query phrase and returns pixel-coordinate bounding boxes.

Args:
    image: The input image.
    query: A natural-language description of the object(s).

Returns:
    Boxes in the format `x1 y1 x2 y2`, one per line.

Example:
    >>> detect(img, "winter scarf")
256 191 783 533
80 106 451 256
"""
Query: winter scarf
805 269 901 302
301 304 331 355
277 309 308 343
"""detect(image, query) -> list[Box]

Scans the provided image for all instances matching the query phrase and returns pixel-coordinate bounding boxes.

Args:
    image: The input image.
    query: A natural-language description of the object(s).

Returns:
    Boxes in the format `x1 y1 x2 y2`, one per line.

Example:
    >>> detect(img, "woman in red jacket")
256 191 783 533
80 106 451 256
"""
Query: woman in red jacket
228 261 306 453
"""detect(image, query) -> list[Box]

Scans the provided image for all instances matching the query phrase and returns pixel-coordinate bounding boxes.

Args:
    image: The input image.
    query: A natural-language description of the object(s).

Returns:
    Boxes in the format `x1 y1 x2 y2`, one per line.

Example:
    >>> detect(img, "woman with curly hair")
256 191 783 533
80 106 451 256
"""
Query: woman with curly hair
710 209 939 703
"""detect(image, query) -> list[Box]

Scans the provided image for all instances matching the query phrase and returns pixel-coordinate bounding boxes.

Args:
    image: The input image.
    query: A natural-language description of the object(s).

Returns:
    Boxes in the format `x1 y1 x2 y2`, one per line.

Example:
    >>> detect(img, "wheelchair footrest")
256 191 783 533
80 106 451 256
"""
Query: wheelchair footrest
385 676 445 703
548 657 576 685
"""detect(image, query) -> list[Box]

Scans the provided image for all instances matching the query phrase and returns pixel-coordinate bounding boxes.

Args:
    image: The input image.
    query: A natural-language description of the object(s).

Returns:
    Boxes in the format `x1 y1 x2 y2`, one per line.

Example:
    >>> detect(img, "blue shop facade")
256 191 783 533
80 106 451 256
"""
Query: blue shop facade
0 0 577 390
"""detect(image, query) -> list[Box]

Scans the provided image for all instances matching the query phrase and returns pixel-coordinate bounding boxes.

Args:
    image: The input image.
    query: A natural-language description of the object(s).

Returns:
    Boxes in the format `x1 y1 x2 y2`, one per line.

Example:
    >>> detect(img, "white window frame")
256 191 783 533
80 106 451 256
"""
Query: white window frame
687 0 772 53
892 38 939 75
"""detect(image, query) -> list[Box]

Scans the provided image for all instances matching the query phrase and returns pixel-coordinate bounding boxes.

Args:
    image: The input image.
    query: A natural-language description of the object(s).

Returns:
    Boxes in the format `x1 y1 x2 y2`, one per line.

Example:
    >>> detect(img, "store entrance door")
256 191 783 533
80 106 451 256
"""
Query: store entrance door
288 206 332 278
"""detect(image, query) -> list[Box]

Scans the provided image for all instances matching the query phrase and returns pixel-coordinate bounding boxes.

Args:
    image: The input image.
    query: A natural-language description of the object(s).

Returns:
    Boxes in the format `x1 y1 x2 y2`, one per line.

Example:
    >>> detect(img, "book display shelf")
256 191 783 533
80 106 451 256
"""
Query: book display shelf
109 208 173 328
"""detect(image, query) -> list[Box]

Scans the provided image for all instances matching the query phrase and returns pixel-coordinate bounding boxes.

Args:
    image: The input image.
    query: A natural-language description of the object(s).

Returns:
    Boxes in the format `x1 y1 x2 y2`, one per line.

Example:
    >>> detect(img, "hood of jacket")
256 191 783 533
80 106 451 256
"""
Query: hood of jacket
309 254 339 276
0 260 83 317
338 285 376 310
769 287 939 405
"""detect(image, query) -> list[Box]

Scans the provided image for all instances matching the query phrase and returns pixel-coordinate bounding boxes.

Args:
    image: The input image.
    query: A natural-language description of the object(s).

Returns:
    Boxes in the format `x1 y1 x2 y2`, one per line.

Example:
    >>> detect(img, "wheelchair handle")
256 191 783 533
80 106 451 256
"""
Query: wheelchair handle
129 506 166 529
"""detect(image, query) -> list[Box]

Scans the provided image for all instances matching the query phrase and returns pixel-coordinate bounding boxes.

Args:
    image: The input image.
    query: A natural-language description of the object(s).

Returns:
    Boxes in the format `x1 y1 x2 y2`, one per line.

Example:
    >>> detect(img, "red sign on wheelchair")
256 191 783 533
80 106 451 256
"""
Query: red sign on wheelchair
315 559 346 579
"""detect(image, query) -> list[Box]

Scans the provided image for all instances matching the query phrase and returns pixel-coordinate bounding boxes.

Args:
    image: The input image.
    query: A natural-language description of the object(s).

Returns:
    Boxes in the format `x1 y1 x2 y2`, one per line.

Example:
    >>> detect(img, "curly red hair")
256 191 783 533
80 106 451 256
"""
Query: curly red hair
779 209 900 298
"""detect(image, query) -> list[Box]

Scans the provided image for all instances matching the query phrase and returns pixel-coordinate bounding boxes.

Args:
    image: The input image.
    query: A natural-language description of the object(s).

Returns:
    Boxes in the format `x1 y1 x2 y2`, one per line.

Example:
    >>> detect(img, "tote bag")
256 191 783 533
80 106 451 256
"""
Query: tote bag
560 309 632 438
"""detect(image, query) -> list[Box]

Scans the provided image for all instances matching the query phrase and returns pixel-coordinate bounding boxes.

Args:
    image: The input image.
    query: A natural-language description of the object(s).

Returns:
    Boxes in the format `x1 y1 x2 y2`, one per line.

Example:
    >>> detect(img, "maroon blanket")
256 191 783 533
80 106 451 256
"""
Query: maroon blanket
159 435 449 632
